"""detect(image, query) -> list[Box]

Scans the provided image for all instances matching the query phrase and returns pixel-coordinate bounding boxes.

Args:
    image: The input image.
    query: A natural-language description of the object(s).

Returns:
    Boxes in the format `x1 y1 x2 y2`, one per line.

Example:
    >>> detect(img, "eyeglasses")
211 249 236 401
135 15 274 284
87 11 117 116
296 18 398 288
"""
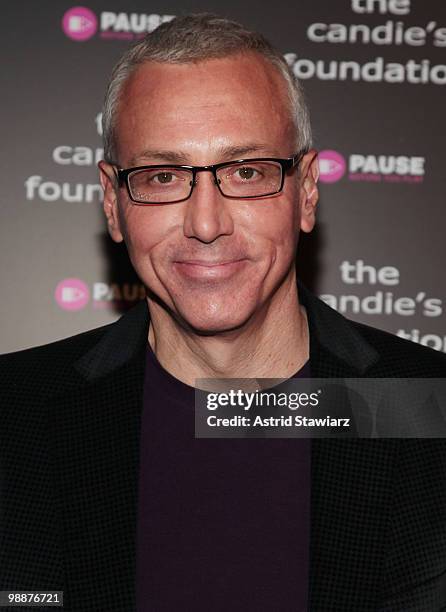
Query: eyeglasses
114 152 305 205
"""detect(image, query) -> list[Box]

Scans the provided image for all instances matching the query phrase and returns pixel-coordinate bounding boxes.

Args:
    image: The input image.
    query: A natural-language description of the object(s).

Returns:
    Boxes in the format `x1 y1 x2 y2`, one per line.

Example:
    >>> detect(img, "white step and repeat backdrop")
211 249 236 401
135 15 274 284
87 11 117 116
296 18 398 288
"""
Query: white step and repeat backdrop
2 0 445 353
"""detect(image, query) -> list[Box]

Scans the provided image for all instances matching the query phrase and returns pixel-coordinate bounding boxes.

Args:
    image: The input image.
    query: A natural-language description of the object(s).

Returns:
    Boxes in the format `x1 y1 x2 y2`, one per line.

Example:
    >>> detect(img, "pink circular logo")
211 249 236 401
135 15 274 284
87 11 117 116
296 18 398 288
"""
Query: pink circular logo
55 278 90 311
318 150 346 183
62 7 97 41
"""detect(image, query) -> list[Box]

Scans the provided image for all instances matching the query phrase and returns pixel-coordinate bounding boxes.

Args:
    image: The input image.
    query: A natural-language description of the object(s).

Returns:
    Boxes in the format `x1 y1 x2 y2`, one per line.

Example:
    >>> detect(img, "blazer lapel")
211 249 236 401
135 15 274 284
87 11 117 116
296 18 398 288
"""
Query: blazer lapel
50 301 149 611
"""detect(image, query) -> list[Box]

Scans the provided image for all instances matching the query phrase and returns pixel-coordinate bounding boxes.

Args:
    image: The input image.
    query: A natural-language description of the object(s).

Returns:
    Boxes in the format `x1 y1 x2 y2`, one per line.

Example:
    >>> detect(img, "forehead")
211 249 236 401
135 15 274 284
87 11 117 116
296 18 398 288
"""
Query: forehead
115 52 295 163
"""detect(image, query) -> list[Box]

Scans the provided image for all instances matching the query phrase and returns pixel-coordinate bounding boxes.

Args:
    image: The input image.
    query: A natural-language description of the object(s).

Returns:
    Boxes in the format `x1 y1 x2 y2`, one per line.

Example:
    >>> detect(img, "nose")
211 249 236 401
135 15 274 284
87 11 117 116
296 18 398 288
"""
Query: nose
182 170 234 243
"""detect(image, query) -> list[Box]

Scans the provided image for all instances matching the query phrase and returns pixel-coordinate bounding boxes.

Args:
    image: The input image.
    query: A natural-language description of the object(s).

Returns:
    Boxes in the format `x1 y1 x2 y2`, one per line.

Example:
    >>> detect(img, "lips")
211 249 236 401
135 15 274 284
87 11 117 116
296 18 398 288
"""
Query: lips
173 258 248 280
175 259 244 266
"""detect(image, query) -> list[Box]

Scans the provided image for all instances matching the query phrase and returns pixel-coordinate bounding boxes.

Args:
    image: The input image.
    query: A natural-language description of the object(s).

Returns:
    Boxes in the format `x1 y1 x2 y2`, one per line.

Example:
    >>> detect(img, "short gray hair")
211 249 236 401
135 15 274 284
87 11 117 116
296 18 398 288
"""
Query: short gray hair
102 13 312 163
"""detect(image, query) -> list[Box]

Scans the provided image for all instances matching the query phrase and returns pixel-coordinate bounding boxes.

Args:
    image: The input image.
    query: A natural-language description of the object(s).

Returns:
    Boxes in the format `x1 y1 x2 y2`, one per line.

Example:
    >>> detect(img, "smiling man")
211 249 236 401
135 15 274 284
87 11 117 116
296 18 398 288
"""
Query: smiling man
99 42 316 383
2 13 446 612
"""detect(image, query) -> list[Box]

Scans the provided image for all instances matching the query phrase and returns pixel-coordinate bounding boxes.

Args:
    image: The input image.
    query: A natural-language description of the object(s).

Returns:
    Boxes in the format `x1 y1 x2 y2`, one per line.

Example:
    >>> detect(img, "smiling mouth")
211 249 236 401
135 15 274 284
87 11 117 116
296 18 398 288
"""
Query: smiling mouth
175 259 245 266
173 258 248 280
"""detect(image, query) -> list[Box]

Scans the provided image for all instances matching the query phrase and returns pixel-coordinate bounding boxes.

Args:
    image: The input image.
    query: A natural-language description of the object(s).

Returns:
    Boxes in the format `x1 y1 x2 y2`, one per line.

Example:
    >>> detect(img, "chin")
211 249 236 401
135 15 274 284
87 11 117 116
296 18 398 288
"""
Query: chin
176 306 253 336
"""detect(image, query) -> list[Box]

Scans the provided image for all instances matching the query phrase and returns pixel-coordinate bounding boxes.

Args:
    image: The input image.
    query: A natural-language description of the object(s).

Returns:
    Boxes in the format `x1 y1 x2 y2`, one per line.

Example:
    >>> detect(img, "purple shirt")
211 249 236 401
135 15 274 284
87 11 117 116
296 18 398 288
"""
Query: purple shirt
136 345 311 611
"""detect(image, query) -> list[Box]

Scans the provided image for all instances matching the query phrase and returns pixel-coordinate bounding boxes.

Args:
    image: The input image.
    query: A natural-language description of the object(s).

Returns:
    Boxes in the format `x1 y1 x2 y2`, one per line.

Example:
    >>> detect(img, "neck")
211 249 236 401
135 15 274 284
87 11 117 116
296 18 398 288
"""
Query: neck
147 275 309 388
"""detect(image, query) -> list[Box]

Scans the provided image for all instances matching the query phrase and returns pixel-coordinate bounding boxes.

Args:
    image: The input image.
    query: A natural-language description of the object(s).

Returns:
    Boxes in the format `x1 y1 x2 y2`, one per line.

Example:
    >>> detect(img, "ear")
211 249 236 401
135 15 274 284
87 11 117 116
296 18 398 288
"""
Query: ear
98 160 124 243
298 149 319 234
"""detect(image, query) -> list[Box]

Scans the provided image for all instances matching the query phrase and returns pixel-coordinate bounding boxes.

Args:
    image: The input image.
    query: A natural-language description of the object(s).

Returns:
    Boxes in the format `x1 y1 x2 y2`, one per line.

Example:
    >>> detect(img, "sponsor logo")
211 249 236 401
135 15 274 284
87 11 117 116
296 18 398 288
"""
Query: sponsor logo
55 279 146 310
318 150 347 183
318 150 425 184
26 114 104 204
24 175 102 203
285 53 446 86
62 7 174 41
91 282 146 307
62 6 98 41
348 153 425 182
52 145 104 166
55 278 90 310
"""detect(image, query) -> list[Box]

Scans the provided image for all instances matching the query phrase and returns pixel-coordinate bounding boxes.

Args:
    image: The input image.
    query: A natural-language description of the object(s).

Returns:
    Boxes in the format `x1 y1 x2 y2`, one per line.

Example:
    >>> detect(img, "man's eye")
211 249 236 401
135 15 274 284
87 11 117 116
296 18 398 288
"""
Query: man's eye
153 172 175 184
236 166 258 180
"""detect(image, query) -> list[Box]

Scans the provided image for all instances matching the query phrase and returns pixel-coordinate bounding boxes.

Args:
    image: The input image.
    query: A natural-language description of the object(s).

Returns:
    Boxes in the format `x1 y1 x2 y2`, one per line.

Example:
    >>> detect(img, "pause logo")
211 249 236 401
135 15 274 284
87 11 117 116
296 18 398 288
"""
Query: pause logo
62 6 98 41
318 150 346 183
55 278 90 310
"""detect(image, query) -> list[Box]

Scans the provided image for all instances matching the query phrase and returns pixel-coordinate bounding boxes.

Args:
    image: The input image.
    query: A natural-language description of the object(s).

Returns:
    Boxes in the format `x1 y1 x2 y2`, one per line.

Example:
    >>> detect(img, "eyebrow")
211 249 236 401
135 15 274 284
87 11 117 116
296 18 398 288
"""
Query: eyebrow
128 143 281 166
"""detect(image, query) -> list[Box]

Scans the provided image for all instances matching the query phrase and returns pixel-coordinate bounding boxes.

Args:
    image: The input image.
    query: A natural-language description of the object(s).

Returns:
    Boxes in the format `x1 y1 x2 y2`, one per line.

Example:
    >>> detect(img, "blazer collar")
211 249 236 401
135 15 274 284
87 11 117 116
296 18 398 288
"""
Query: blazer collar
298 283 380 376
74 298 149 381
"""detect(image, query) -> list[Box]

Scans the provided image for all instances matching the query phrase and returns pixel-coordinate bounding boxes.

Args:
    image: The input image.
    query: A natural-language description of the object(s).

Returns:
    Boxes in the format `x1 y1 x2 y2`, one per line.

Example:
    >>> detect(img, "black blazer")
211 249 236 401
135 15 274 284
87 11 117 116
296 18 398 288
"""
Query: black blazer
1 285 446 611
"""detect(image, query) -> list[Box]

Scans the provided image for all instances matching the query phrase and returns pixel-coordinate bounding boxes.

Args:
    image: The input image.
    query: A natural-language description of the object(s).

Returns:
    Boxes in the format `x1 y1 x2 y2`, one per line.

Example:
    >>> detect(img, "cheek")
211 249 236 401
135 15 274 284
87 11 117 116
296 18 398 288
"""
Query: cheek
119 204 177 260
244 197 298 253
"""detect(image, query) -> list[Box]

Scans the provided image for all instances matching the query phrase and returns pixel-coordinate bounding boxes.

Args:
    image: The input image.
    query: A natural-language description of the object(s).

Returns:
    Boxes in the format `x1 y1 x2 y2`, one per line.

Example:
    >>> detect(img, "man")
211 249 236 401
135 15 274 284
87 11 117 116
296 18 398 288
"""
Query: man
1 13 446 612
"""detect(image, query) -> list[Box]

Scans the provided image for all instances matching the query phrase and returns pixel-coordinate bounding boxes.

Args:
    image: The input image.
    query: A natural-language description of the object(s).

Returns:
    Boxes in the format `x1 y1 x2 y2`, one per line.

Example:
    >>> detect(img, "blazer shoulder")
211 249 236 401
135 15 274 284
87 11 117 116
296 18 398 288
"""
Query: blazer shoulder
0 322 114 402
350 319 446 376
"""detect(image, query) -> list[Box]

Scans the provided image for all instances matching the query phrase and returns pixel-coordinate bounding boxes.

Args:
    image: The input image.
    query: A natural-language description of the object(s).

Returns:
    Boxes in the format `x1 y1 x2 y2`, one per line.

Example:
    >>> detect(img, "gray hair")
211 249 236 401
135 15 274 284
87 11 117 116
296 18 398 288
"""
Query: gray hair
102 13 312 163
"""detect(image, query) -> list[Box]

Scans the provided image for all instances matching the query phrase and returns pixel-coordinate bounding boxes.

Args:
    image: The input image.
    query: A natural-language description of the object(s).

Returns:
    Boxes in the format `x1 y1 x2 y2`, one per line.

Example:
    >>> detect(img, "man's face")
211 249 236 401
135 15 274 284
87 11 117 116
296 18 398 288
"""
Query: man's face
100 52 318 333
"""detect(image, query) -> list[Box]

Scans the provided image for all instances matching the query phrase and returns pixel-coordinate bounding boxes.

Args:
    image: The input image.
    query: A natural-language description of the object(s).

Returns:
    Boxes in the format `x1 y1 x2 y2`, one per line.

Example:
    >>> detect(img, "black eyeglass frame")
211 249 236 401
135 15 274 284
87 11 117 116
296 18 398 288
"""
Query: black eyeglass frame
114 152 306 205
